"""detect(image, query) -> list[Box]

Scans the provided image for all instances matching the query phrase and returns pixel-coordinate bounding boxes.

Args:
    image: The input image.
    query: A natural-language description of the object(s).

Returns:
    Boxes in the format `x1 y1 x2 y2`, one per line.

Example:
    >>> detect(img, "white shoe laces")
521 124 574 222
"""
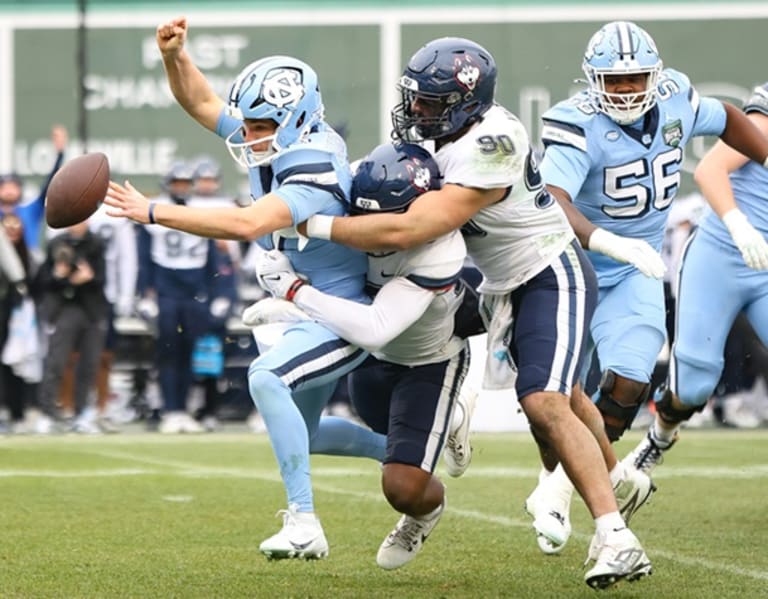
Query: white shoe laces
388 517 424 551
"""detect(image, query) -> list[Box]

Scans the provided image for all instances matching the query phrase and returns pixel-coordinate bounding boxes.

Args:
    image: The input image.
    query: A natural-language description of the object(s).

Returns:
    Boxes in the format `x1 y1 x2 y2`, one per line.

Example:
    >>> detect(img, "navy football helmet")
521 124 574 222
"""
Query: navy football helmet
162 161 195 202
225 56 325 167
391 37 497 142
582 21 663 125
350 142 441 215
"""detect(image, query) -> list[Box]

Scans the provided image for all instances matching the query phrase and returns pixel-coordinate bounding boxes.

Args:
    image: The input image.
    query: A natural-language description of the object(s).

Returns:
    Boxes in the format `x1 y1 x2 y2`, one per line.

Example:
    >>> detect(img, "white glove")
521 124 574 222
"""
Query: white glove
209 297 232 319
242 297 312 327
588 228 667 279
722 209 768 270
255 249 304 299
136 297 159 321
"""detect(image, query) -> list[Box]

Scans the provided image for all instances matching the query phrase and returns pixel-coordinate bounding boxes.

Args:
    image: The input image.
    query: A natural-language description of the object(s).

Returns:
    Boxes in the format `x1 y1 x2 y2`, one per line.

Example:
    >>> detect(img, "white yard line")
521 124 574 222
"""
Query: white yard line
3 446 765 582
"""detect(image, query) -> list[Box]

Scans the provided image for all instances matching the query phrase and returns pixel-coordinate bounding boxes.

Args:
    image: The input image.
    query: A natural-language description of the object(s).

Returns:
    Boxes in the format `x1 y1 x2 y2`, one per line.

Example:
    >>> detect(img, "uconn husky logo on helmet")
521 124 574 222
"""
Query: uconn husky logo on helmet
454 55 480 92
392 37 497 142
224 56 324 168
350 142 441 215
582 21 663 125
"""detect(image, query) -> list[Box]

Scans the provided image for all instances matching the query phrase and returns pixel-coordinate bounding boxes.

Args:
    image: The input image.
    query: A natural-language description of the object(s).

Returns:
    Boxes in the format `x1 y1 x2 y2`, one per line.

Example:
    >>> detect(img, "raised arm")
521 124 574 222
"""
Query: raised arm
157 17 225 132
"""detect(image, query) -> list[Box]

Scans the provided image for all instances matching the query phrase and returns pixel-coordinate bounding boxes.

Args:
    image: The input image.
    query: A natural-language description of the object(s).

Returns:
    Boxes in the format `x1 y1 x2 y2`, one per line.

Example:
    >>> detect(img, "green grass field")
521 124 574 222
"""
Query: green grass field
1 429 766 598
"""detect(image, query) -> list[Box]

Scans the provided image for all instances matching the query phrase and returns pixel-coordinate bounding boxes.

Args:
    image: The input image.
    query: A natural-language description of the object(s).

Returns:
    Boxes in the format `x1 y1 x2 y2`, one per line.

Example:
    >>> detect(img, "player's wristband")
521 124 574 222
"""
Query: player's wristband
285 278 306 302
148 202 157 225
305 214 334 240
763 156 768 169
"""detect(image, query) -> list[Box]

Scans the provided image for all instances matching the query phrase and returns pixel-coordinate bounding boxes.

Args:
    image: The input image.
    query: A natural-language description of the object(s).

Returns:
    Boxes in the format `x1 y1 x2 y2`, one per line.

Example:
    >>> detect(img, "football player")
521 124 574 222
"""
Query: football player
105 17 380 560
625 83 768 470
253 141 469 570
532 21 768 551
299 37 650 589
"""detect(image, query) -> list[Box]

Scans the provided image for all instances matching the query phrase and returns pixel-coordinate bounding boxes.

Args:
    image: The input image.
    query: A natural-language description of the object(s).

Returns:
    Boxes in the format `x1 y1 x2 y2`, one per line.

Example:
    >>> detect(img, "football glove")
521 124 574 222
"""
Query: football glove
242 297 312 327
255 249 306 300
722 208 768 270
588 228 667 279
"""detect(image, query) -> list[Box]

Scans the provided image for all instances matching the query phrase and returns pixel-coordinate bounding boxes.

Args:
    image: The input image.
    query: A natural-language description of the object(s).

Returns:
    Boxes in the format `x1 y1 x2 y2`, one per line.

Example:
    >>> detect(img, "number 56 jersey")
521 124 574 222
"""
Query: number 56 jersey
432 104 574 294
541 69 727 286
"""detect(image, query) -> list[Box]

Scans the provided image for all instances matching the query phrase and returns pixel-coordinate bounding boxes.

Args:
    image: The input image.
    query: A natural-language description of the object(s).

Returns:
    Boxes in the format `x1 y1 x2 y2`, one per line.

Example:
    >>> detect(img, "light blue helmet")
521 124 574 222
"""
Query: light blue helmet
582 21 662 125
225 56 325 167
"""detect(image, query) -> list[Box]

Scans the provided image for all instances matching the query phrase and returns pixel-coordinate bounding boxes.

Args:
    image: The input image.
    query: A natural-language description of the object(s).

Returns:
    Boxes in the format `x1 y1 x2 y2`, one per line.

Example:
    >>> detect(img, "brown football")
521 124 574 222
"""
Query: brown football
45 152 110 228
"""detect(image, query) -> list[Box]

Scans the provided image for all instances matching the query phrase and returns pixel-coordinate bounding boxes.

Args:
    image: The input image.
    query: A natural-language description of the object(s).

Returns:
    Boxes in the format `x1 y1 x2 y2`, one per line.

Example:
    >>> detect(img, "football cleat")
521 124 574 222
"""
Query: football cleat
524 466 573 554
584 527 652 590
613 464 656 524
259 503 329 560
159 411 205 434
376 500 445 570
623 430 677 475
443 388 478 477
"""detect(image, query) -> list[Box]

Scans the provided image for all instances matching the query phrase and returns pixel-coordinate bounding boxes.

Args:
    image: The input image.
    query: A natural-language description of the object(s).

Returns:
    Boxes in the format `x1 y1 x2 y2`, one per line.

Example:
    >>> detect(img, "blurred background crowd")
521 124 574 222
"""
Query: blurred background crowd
0 125 356 435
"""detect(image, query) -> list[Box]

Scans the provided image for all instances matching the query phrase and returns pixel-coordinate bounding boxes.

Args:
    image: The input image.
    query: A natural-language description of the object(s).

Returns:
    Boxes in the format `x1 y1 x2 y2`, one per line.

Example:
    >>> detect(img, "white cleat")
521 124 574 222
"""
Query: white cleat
613 464 656 524
376 500 445 570
259 503 329 560
623 430 677 475
159 411 205 434
443 388 478 477
584 527 652 590
524 466 573 554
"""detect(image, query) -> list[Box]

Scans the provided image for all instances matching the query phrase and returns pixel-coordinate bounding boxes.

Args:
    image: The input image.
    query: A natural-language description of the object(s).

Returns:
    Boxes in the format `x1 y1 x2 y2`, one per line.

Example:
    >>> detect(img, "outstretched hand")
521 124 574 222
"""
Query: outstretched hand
104 180 151 224
156 17 188 56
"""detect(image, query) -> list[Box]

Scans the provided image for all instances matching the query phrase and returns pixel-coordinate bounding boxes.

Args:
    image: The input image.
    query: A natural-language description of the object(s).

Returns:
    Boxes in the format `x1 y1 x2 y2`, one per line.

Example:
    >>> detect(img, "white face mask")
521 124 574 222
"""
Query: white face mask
584 60 662 125
225 127 278 169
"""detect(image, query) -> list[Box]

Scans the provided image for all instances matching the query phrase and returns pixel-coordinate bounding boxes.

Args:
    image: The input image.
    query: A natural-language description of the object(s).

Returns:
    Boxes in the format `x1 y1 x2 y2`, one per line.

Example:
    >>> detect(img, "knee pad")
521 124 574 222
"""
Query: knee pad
655 385 703 425
594 370 650 442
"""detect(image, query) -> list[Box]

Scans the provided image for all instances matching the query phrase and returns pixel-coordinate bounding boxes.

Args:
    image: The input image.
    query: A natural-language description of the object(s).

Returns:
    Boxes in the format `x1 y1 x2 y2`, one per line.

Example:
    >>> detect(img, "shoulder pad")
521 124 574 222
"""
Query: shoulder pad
541 96 591 152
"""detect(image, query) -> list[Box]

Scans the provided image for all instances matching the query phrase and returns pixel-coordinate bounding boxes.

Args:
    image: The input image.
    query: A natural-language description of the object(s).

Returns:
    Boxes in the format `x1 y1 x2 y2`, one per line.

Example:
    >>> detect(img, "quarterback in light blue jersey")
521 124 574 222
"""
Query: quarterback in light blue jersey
105 17 379 561
625 83 768 473
534 20 768 553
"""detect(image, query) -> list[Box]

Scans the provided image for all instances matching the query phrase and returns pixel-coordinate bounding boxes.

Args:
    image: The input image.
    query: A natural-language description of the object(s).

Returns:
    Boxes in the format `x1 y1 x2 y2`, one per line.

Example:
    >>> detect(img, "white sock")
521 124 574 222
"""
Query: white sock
651 419 679 446
595 511 625 534
551 463 575 493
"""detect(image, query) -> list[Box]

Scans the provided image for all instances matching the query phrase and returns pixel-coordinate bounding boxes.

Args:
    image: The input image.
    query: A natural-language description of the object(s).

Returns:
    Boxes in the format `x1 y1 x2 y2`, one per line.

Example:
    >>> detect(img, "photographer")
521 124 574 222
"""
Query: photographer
34 219 108 433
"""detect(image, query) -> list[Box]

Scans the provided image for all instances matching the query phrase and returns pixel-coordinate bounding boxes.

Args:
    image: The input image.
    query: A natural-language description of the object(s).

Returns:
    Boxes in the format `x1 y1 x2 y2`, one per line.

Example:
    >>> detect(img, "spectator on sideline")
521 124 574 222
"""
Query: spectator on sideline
0 126 68 259
34 219 108 433
0 214 42 432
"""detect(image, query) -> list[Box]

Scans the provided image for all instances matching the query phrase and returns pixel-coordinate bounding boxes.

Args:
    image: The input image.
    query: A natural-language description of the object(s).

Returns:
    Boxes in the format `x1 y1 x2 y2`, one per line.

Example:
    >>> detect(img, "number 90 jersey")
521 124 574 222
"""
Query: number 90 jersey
432 104 574 294
540 68 727 286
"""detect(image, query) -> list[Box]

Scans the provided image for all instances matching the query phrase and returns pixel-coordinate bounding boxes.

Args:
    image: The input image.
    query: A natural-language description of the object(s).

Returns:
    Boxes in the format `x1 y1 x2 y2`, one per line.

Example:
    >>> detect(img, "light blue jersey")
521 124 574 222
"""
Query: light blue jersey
541 69 726 287
217 111 368 302
671 84 768 406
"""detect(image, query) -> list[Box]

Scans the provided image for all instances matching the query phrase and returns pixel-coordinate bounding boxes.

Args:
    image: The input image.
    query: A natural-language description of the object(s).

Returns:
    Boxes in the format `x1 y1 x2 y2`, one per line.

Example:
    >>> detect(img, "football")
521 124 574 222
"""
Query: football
45 152 110 228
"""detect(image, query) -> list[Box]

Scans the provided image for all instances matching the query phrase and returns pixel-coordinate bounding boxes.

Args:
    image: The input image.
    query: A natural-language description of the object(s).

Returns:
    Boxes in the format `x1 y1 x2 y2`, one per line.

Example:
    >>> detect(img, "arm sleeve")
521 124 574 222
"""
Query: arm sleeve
294 277 435 351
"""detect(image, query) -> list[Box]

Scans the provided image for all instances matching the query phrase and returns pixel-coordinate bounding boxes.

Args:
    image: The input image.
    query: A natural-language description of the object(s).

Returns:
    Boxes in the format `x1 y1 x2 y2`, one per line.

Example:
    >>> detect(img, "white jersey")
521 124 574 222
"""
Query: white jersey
143 195 212 270
295 229 466 366
433 104 574 293
88 203 138 310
